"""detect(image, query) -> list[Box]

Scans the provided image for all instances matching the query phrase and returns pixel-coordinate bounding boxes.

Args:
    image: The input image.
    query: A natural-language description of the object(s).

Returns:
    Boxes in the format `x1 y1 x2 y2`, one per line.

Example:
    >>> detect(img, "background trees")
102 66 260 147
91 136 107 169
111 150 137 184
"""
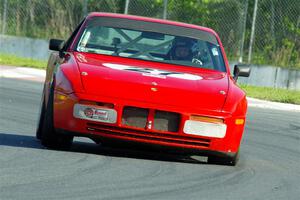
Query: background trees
0 0 299 68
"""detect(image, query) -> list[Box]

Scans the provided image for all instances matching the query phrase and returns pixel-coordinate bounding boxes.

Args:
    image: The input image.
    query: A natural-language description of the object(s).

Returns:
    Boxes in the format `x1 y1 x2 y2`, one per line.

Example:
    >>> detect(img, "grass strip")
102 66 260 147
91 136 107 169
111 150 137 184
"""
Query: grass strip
240 84 300 105
0 54 47 69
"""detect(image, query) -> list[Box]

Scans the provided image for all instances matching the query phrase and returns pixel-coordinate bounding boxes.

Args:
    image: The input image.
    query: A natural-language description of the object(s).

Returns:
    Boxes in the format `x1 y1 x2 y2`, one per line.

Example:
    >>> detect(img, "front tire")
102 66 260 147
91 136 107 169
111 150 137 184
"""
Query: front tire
36 87 46 140
40 83 73 150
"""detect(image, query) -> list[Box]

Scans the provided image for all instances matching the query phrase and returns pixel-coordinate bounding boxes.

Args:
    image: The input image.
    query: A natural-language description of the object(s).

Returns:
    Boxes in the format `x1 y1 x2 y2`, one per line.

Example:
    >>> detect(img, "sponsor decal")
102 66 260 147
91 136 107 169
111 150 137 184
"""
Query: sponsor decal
103 63 202 80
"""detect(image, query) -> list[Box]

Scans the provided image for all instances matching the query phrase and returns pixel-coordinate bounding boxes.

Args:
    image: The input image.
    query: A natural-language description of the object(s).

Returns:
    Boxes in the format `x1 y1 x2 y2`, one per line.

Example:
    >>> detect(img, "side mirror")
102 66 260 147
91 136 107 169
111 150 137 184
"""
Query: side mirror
233 64 251 81
49 39 64 51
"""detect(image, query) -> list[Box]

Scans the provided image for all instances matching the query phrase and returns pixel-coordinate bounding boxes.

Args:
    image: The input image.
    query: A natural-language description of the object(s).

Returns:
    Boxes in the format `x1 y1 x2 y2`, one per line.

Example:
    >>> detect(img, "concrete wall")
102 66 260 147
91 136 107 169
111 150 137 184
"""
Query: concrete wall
0 34 50 60
1 34 300 90
229 63 300 91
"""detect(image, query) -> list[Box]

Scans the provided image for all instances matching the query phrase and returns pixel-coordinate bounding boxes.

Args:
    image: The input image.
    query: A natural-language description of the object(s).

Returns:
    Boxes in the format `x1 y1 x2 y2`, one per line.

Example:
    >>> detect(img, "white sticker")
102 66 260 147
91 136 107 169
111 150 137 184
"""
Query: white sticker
212 48 219 56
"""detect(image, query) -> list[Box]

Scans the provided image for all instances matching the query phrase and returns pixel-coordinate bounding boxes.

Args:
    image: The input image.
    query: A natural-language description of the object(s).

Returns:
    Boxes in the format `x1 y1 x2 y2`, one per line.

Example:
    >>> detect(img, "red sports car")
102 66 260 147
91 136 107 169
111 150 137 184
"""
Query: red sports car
36 12 250 166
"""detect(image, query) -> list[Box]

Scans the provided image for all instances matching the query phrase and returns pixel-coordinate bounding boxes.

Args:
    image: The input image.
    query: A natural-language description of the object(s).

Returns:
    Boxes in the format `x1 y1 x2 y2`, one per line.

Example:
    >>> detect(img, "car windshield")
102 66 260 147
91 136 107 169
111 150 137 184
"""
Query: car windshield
76 23 226 72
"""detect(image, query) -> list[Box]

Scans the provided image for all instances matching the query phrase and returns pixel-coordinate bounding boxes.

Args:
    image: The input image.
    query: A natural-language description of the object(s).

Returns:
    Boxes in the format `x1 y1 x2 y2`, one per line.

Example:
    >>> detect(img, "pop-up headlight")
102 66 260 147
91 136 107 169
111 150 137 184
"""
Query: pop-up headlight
183 115 227 138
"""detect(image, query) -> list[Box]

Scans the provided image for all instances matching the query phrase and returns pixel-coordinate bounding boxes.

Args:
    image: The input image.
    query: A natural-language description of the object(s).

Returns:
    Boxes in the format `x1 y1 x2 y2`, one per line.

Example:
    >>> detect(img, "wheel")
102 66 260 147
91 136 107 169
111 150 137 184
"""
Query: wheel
40 82 73 150
36 87 46 140
208 151 239 166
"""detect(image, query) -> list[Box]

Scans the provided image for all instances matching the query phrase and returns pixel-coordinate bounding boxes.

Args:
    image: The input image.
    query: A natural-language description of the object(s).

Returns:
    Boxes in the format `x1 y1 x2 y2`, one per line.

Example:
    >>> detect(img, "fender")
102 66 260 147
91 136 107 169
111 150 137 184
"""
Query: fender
222 78 247 116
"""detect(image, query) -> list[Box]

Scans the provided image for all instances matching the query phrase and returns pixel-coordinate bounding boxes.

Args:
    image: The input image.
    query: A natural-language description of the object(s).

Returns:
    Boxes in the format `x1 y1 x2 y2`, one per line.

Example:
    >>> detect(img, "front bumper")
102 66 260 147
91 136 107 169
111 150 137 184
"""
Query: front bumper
53 91 246 154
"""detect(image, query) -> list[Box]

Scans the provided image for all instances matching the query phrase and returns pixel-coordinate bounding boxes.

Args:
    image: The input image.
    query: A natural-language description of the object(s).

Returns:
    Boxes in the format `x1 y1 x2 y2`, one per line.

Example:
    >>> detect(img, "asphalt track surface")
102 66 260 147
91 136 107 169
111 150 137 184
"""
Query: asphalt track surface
0 77 300 200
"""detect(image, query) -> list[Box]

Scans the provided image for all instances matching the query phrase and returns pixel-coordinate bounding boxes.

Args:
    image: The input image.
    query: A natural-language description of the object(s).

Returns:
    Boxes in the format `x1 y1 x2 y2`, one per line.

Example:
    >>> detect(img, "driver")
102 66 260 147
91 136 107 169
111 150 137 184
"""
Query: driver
169 37 195 61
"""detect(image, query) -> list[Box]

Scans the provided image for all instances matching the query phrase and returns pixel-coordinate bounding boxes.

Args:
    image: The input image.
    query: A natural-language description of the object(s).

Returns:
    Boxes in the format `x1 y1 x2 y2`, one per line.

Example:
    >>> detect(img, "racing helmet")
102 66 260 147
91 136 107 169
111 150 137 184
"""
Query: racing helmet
169 37 196 61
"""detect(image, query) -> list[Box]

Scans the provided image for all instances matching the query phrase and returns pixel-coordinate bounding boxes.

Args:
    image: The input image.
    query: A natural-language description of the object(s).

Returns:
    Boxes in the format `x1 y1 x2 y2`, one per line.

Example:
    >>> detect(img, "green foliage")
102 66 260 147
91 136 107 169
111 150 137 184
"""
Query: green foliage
250 0 300 68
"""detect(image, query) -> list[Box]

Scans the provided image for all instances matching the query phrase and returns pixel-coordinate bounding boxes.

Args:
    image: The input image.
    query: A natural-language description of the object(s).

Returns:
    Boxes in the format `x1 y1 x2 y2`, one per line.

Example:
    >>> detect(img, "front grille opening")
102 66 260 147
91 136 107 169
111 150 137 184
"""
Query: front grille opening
122 106 149 128
154 111 180 132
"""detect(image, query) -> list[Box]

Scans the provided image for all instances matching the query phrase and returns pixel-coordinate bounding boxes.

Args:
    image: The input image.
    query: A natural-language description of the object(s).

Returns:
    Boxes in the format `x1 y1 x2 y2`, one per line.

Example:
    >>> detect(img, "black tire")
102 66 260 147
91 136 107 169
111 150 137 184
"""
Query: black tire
40 83 73 150
208 151 239 166
36 88 46 140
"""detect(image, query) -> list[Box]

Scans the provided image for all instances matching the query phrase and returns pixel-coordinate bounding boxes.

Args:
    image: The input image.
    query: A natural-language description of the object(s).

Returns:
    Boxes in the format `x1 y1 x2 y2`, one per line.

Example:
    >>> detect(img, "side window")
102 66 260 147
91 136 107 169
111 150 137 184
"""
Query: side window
206 42 225 72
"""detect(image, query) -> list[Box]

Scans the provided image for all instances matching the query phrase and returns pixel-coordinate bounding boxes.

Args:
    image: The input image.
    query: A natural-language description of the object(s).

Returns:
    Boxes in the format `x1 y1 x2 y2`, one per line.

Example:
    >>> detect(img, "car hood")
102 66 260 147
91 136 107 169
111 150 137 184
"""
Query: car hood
74 52 229 112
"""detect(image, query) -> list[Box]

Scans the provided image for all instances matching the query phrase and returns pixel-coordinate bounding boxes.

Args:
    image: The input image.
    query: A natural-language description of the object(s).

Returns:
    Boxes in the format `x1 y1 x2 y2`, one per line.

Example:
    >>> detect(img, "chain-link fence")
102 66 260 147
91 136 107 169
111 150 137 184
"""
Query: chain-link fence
252 0 300 68
0 0 299 68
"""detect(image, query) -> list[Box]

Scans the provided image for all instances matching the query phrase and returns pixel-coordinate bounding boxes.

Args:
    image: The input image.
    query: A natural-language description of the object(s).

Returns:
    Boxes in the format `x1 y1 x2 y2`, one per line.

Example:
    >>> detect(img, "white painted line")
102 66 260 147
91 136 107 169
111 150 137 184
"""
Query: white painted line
0 65 45 82
0 71 33 78
247 97 300 112
15 67 46 76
